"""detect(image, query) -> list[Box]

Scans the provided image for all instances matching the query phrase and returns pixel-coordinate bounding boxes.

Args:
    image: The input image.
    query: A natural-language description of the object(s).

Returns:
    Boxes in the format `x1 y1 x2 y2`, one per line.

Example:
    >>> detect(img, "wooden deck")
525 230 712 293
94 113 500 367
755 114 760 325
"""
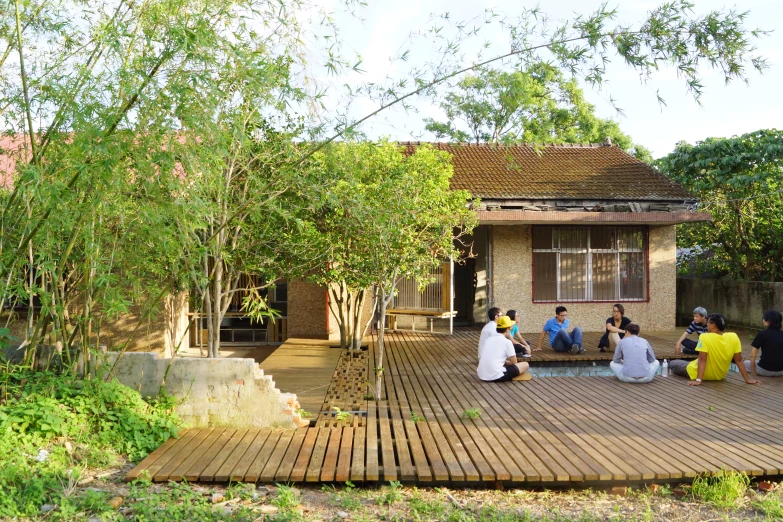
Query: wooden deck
127 328 783 486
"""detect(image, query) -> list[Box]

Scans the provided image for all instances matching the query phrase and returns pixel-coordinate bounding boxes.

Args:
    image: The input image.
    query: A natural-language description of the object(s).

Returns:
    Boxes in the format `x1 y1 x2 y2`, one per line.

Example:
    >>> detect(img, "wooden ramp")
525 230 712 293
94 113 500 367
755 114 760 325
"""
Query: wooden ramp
127 329 782 486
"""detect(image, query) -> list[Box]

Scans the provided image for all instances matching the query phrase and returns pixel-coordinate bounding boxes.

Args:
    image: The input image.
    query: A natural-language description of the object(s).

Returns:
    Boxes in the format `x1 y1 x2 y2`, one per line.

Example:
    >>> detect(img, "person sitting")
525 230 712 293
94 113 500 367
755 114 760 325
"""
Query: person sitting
745 310 783 378
536 306 584 354
668 313 760 386
598 303 632 353
675 307 708 354
609 323 659 383
478 307 502 360
477 316 530 382
505 310 532 358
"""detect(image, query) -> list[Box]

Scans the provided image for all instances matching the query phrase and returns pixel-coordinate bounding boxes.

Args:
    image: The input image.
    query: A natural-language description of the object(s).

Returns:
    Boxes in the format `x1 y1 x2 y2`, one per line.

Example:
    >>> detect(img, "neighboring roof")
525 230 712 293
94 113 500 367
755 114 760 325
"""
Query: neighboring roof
399 142 695 202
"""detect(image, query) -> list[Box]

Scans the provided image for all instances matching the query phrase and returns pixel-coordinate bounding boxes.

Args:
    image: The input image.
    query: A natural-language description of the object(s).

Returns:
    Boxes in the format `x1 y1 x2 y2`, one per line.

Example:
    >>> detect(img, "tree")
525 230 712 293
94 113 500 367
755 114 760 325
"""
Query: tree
423 63 651 159
656 129 783 281
287 141 477 395
0 0 313 363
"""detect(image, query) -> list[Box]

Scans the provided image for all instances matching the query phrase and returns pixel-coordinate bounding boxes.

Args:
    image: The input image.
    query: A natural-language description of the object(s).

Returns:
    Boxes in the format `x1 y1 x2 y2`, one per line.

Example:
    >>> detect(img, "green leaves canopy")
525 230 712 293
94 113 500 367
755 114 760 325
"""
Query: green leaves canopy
656 129 783 281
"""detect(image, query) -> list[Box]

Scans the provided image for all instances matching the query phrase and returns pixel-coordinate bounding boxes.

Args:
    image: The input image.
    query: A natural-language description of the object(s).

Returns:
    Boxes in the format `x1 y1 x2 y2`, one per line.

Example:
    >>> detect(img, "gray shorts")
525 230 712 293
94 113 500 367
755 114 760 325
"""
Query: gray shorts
744 360 783 377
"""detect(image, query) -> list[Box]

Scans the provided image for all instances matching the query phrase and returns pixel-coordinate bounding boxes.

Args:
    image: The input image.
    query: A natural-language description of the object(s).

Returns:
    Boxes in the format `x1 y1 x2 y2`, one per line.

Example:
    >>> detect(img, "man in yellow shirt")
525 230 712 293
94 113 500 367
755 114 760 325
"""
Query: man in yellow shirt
669 314 761 386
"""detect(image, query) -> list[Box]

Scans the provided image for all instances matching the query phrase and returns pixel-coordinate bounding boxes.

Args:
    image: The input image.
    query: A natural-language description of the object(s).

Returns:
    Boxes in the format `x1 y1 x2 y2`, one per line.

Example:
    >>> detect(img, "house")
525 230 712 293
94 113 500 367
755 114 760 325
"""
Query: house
286 141 710 337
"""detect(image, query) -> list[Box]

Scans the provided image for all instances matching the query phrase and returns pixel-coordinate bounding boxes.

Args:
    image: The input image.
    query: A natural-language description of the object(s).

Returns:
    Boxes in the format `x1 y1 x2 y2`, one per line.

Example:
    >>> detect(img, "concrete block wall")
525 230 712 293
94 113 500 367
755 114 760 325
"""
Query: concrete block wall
106 353 306 428
491 224 677 333
677 278 783 330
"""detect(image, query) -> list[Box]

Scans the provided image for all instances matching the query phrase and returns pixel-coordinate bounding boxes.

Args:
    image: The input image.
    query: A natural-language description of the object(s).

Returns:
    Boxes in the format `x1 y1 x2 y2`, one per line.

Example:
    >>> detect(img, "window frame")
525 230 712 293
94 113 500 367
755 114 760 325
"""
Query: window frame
531 225 650 303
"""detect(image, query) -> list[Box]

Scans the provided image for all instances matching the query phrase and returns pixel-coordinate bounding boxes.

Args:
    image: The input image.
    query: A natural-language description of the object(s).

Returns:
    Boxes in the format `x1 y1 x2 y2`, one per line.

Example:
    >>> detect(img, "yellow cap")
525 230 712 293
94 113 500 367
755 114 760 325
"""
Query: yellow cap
496 316 515 329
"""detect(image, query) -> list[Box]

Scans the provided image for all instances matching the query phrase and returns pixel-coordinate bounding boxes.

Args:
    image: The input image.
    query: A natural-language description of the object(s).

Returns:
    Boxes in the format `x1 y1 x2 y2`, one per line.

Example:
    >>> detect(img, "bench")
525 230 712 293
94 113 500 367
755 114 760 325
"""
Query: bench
385 308 458 334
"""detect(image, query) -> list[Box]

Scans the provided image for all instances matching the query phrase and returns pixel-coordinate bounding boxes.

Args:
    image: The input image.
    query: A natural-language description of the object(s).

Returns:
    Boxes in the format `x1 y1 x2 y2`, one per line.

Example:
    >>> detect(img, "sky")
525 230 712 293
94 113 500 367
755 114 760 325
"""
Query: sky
310 0 782 158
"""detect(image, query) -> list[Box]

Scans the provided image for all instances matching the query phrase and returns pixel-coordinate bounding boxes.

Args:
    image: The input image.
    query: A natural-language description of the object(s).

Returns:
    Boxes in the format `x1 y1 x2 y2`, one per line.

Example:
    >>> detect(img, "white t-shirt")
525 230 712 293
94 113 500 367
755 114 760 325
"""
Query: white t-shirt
477 335 515 381
478 320 498 359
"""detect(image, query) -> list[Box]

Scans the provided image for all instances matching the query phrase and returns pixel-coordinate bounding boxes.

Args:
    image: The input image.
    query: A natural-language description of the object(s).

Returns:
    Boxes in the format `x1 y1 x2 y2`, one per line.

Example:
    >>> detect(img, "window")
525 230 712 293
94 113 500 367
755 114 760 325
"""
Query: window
532 226 647 302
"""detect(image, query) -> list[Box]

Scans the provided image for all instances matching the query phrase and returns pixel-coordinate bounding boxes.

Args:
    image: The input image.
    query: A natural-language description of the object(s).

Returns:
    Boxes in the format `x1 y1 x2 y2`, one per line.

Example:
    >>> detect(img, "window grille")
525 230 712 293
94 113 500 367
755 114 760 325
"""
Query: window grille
532 226 647 302
393 264 443 310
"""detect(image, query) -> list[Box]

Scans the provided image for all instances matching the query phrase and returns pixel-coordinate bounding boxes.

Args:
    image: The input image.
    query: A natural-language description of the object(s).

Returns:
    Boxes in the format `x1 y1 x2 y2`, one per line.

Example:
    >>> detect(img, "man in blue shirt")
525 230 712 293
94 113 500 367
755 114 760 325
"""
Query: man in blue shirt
536 306 584 354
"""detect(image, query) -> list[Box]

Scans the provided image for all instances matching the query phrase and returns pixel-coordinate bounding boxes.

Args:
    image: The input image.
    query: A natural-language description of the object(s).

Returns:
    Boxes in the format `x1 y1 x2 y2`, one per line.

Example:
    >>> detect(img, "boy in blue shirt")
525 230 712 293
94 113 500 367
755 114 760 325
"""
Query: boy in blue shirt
536 306 584 354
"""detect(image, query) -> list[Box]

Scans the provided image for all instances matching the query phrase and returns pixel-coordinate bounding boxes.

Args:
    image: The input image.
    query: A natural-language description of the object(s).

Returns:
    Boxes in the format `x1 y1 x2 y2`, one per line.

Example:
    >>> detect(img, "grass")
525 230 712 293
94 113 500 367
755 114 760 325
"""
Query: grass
462 408 481 419
752 489 783 518
690 469 750 509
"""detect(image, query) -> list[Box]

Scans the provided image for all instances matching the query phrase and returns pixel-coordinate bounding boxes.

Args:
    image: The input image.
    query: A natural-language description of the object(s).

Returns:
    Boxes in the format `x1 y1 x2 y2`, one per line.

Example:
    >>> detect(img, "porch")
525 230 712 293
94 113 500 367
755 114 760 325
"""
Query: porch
126 328 783 486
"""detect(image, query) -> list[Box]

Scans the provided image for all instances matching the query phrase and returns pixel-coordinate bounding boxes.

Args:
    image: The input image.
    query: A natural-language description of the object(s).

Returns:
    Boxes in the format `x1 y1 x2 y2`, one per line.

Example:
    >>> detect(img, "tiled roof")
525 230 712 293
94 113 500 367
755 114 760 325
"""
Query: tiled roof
400 142 694 201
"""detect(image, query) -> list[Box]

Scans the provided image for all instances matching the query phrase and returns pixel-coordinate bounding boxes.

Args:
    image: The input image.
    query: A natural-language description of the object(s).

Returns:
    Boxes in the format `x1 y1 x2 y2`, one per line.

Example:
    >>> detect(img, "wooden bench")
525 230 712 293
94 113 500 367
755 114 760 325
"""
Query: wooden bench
385 308 457 334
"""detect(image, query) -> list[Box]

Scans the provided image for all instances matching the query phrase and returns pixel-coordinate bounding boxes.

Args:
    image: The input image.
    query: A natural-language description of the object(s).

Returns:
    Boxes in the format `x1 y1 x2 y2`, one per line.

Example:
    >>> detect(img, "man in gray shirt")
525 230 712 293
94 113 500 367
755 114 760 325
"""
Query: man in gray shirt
610 323 659 383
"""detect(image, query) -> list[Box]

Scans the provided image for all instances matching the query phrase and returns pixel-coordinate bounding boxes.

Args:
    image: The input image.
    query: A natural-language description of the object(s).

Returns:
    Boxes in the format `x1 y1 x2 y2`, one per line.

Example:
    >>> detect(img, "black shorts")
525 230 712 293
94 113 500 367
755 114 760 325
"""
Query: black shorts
491 364 520 382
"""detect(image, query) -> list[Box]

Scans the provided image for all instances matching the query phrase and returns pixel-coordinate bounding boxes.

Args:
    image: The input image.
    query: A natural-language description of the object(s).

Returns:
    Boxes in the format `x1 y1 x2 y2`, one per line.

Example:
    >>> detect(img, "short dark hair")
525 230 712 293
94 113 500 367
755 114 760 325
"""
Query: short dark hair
507 309 517 321
763 310 783 330
496 327 509 334
626 323 640 336
488 307 502 321
707 313 727 332
555 306 567 315
613 303 625 315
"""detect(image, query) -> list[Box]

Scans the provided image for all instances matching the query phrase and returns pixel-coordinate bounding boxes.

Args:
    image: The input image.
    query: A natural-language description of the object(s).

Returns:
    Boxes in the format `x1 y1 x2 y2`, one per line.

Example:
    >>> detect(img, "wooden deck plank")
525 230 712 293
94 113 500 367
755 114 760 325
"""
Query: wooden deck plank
245 431 283 482
142 429 201 481
365 403 380 482
172 428 227 482
275 428 309 482
378 401 398 482
201 429 247 481
214 429 260 482
125 429 189 481
305 428 332 482
259 430 295 483
335 427 354 482
155 429 213 482
230 429 271 482
320 427 343 482
350 426 366 482
291 428 319 482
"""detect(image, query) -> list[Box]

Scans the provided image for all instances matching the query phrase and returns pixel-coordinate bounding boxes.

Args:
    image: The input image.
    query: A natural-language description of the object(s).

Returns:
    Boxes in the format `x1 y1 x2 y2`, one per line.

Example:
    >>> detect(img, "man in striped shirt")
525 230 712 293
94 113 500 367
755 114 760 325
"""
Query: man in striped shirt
675 307 708 355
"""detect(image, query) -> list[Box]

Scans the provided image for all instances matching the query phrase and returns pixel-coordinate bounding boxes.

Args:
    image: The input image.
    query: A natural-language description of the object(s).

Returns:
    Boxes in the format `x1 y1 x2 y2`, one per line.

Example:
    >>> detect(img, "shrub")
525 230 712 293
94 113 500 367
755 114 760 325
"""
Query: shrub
691 469 750 509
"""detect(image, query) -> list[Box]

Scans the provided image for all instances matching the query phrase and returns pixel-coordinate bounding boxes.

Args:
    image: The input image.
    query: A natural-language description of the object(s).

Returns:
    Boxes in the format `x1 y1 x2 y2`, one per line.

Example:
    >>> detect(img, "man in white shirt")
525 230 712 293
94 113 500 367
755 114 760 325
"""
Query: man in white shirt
477 316 530 382
478 307 502 360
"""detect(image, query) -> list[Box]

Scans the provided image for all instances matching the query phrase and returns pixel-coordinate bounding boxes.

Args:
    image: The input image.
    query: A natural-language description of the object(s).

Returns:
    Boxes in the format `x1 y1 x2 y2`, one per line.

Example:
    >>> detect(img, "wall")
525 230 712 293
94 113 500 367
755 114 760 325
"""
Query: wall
105 352 300 428
0 292 190 357
287 279 329 339
677 278 783 329
491 224 677 333
472 226 489 324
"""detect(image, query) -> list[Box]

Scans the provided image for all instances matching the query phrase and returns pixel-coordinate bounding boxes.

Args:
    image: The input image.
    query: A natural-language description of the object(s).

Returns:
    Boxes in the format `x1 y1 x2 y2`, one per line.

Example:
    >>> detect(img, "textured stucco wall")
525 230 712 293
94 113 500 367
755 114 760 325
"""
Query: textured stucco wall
0 292 190 356
287 279 329 339
491 224 677 333
106 353 296 428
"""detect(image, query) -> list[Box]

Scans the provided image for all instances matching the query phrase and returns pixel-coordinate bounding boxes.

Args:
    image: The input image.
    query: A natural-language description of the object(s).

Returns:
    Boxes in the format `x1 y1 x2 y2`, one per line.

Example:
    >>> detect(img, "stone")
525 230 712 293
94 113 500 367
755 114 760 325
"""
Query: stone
87 517 104 522
758 481 775 492
610 486 627 497
290 487 301 498
673 487 687 499
257 504 279 515
262 485 278 495
108 496 123 509
40 504 56 513
211 493 225 504
115 487 131 498
336 510 350 518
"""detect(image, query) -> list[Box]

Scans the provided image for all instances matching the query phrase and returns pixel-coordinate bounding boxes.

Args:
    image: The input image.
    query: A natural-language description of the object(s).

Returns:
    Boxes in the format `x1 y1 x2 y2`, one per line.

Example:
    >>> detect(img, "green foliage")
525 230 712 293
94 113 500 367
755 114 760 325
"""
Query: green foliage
657 129 783 281
0 366 181 518
462 408 481 419
423 63 649 160
752 489 783 518
377 480 404 506
410 411 425 423
331 407 352 422
690 469 750 509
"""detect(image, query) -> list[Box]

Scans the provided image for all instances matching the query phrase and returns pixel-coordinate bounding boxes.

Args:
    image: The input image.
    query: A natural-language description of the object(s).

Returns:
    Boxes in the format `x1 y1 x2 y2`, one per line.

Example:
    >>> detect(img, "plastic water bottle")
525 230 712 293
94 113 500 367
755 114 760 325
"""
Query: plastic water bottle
662 359 669 377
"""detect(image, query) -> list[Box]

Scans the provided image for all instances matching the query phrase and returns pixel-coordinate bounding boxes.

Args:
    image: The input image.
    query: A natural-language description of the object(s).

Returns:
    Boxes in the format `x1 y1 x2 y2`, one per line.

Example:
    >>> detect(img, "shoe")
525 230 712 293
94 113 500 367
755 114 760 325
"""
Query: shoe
599 347 606 353
522 353 532 358
578 347 585 354
570 344 580 354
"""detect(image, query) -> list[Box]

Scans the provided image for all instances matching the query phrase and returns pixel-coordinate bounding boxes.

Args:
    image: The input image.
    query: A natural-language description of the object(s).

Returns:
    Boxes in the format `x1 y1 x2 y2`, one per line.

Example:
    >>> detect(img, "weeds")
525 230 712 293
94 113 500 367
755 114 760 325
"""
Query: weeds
410 410 425 423
691 469 750 509
272 484 300 510
331 406 352 421
294 408 311 418
752 490 783 518
462 408 481 419
377 480 404 505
